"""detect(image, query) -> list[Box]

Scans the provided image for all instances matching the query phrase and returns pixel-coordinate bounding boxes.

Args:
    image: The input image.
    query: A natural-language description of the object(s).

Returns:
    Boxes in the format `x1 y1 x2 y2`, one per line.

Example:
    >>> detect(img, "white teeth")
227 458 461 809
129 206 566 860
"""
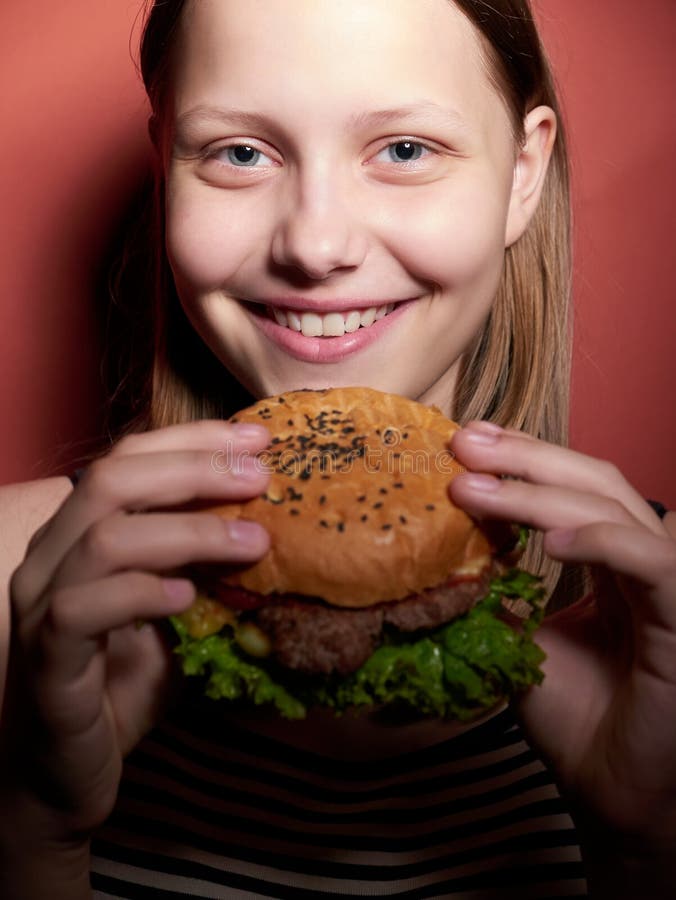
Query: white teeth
360 306 377 328
287 309 302 331
299 312 323 337
322 312 347 336
344 311 361 333
267 302 396 336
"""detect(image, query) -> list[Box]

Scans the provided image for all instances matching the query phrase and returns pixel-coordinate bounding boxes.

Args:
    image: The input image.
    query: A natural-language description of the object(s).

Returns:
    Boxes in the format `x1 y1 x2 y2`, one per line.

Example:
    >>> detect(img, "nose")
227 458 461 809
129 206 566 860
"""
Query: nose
270 175 367 280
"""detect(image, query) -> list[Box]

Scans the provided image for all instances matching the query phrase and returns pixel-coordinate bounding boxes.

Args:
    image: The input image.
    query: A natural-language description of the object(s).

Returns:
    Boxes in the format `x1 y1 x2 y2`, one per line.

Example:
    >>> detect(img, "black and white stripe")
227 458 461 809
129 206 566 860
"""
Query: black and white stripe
91 706 587 898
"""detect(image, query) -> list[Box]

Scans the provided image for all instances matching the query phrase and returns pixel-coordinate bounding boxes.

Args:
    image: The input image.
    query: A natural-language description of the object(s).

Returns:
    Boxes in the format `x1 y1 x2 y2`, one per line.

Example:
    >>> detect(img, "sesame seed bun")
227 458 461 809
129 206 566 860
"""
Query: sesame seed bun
210 387 494 607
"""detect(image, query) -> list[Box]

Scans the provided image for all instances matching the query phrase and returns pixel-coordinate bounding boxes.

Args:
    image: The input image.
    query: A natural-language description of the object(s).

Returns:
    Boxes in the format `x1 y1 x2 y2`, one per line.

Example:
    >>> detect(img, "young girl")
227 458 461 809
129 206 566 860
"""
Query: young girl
2 1 675 897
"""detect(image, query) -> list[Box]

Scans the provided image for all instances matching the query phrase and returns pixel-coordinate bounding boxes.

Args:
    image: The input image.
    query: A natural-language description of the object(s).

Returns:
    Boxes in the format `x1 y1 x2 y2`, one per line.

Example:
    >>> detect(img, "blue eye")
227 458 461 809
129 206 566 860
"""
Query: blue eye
387 141 426 162
226 145 262 166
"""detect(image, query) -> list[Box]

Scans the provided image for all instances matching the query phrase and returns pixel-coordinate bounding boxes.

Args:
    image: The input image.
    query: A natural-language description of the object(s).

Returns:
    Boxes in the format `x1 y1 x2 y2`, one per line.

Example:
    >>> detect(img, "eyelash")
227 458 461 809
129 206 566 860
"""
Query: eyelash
203 138 436 169
372 140 432 165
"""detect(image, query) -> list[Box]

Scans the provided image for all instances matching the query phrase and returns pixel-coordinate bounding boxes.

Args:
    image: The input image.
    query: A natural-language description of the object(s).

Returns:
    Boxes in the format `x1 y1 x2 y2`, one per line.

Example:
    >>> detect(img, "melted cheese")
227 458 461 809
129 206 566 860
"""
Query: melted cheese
177 594 236 639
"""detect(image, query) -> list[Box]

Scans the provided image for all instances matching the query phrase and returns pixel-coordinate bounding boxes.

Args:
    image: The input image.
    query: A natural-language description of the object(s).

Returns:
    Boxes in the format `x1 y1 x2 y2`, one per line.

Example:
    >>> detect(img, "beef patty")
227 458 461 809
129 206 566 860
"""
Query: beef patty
252 569 493 675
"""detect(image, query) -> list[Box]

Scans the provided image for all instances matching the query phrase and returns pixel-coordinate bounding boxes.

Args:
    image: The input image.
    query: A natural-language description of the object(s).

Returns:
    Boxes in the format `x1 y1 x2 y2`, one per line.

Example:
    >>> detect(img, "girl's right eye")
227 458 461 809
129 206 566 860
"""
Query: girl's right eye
210 143 275 168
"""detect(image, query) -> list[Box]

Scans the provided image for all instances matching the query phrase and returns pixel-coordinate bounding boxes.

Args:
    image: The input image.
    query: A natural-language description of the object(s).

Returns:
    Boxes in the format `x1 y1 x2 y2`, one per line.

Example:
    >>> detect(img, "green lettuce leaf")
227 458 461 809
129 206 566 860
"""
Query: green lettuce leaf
170 569 546 721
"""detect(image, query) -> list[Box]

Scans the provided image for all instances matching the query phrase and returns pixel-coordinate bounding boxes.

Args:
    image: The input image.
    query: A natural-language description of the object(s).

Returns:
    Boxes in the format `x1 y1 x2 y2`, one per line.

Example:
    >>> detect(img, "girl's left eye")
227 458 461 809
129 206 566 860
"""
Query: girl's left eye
375 141 430 164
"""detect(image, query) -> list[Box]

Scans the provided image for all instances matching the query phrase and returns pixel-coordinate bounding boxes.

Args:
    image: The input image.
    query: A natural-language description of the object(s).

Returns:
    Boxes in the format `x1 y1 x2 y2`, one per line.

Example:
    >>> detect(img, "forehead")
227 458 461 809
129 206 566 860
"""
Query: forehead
172 0 508 137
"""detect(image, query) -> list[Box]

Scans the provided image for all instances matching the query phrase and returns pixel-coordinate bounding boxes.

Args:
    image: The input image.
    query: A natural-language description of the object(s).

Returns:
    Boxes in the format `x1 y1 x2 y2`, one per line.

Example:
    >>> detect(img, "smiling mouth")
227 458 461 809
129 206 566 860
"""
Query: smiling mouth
262 302 397 338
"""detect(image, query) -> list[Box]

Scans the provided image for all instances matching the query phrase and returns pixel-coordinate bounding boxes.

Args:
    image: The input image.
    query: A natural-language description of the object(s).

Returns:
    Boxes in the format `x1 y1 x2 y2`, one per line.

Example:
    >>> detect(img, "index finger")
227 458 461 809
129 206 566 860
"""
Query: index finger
109 419 270 458
12 431 271 611
450 422 665 536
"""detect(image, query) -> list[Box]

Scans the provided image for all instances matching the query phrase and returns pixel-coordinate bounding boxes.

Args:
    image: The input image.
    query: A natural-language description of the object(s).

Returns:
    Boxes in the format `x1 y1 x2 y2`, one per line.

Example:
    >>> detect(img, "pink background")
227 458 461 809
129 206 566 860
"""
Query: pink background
1 1 674 507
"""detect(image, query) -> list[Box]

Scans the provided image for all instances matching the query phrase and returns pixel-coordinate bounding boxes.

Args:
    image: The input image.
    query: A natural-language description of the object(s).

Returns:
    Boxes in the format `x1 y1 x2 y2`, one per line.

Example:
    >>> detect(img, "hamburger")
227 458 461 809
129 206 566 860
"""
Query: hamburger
171 387 546 720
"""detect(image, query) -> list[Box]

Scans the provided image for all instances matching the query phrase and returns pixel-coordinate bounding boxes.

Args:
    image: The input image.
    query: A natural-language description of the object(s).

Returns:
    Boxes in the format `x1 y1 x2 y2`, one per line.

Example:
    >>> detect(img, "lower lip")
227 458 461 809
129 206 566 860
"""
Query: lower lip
242 299 418 363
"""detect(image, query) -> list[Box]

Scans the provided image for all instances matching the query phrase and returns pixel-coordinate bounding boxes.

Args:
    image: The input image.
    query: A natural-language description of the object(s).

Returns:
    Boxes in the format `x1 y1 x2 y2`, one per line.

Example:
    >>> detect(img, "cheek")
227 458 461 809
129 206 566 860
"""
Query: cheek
165 186 263 293
381 179 509 289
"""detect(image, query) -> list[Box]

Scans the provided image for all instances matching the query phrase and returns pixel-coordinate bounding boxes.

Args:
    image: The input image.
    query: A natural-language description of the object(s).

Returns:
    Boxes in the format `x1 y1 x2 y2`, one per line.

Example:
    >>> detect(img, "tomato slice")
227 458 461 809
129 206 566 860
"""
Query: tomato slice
204 580 282 611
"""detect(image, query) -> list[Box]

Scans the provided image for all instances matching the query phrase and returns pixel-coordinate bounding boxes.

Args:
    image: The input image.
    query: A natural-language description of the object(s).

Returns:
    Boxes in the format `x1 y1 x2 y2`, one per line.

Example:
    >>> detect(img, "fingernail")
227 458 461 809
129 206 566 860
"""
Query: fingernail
462 473 501 492
162 578 196 607
231 423 270 440
225 520 266 543
232 458 267 479
463 421 503 445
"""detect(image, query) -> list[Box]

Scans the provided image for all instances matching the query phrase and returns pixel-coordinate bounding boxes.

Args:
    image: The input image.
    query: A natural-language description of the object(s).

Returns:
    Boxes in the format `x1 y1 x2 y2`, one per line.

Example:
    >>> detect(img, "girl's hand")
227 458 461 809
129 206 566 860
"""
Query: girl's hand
1 420 271 840
449 421 676 889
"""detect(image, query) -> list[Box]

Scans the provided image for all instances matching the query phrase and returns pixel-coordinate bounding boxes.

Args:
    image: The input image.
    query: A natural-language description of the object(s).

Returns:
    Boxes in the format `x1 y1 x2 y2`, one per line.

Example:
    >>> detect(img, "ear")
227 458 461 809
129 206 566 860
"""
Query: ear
504 106 557 248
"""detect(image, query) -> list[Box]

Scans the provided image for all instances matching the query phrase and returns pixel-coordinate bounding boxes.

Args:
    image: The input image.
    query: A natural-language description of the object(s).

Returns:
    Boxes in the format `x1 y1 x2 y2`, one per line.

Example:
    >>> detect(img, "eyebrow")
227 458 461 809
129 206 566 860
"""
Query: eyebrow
349 102 473 134
175 101 473 135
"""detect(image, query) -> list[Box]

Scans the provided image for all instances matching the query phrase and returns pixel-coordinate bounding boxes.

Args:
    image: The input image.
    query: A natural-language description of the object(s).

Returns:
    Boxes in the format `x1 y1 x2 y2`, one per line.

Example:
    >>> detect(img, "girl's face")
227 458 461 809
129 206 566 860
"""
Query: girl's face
165 0 537 414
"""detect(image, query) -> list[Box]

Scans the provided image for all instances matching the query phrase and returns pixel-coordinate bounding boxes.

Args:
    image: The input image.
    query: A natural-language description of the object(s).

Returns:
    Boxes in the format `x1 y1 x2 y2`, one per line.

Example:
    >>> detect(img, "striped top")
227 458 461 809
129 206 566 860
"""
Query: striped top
90 701 588 898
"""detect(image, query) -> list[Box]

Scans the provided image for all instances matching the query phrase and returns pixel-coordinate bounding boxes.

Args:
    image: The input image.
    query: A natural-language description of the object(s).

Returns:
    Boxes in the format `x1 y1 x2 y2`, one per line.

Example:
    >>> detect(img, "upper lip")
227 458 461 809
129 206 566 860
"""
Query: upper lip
245 297 412 313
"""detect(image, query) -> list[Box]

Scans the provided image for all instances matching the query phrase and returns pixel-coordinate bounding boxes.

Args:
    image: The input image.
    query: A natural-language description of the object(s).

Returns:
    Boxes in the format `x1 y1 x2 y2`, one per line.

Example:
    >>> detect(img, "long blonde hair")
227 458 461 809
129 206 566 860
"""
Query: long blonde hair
107 0 574 597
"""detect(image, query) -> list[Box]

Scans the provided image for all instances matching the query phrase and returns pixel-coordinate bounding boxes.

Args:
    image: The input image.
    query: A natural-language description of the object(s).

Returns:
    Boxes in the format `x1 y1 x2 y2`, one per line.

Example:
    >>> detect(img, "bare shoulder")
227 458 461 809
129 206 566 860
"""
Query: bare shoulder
0 476 73 578
0 476 73 703
663 510 676 541
0 476 74 617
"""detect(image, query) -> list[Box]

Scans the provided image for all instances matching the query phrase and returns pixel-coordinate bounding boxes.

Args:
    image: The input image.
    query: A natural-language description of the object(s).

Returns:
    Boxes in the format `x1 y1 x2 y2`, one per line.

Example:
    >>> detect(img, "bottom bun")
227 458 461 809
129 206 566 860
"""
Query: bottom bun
170 568 547 721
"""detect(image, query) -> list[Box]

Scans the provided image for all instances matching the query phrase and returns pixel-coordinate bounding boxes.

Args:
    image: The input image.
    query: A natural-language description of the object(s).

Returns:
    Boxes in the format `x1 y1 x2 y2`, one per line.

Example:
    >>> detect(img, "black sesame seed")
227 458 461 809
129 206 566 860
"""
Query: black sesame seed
319 495 326 505
373 501 383 510
360 514 368 522
393 482 404 489
425 504 436 511
379 487 388 495
382 524 392 531
399 515 408 524
320 520 329 528
290 508 300 516
357 495 367 502
287 419 294 426
337 522 345 533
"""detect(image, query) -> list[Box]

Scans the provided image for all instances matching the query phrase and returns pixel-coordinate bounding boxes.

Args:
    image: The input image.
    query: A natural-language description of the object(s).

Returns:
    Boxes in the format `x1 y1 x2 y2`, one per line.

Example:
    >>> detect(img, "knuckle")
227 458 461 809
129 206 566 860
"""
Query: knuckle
595 457 623 488
43 588 79 636
191 513 232 550
605 496 629 522
125 570 163 599
111 432 144 457
80 458 120 505
80 517 123 565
